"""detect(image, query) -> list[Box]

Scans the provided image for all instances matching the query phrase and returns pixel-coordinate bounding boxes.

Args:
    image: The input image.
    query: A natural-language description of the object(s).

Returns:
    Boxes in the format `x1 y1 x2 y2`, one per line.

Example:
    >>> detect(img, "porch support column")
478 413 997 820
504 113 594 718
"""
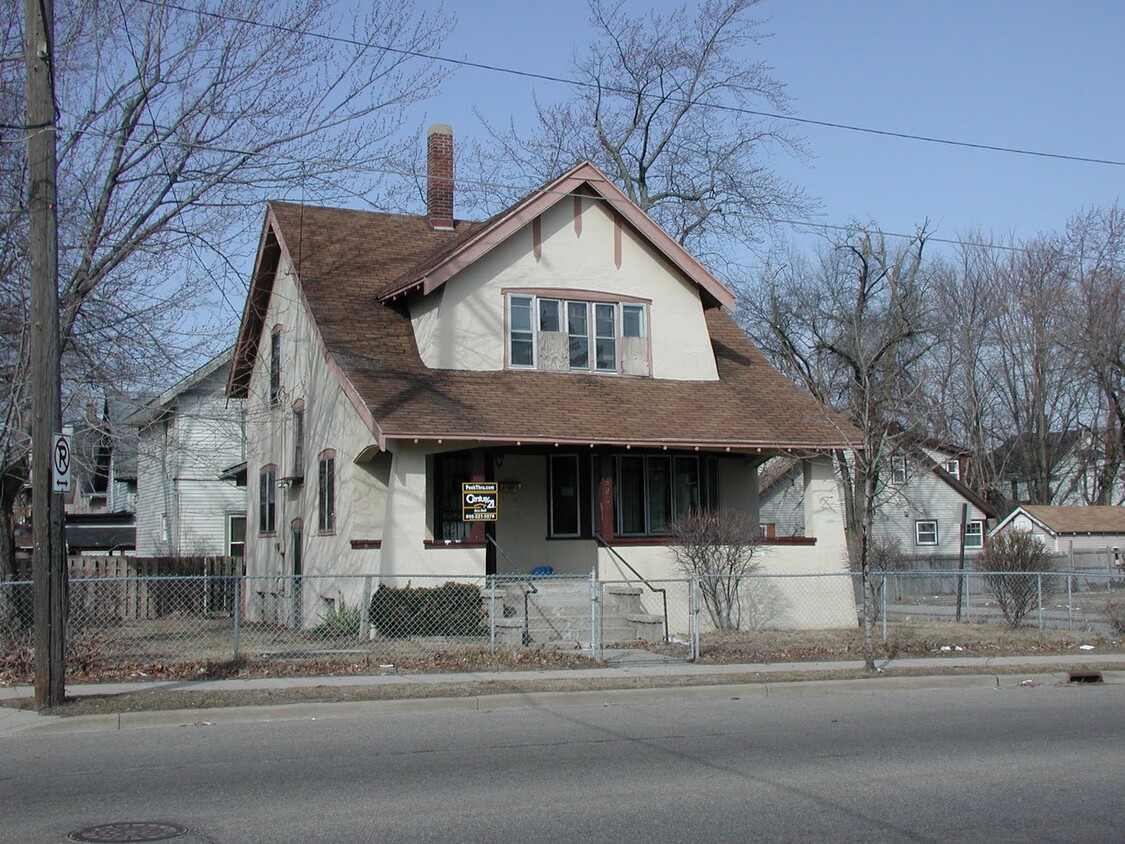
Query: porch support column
469 449 487 545
595 453 614 542
802 455 847 567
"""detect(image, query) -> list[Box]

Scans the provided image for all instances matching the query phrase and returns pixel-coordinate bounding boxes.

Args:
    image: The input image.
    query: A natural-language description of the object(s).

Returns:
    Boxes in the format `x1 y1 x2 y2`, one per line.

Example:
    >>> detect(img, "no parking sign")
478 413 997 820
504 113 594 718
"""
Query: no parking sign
51 432 71 492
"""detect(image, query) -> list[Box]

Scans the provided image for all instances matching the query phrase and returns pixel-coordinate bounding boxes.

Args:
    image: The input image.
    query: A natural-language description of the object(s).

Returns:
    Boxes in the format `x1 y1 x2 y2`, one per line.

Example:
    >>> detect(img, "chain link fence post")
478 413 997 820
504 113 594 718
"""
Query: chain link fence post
881 573 888 643
1037 573 1044 631
691 575 701 661
589 569 600 661
489 575 497 653
232 572 241 660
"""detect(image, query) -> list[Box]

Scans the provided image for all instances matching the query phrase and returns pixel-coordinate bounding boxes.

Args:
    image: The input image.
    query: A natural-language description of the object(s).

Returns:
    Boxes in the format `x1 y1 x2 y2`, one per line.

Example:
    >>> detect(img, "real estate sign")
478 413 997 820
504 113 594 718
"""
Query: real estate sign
462 482 498 522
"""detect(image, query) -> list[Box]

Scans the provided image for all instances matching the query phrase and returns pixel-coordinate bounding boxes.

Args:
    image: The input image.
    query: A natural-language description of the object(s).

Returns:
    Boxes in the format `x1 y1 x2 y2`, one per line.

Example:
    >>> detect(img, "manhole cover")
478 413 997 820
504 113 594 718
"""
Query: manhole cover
68 821 189 842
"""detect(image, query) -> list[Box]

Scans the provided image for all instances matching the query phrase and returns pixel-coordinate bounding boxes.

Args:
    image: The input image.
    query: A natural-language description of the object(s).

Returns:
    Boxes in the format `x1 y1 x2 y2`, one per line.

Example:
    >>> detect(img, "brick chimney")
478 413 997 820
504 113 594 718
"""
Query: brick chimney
427 124 454 231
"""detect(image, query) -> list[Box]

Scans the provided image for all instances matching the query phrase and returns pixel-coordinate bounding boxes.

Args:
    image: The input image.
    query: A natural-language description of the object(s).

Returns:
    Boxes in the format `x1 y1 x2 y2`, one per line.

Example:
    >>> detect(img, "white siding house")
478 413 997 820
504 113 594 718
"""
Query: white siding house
760 443 997 559
991 505 1125 560
128 349 246 557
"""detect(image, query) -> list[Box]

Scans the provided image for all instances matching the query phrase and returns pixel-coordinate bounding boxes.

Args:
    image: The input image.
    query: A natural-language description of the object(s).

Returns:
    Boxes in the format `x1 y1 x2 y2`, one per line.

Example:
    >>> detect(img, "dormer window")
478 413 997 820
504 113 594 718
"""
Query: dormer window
507 292 649 376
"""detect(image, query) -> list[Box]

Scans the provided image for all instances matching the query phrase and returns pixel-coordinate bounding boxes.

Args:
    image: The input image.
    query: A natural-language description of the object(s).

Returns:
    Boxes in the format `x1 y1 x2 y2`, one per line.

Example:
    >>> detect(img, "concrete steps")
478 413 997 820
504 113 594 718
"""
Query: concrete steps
489 579 665 646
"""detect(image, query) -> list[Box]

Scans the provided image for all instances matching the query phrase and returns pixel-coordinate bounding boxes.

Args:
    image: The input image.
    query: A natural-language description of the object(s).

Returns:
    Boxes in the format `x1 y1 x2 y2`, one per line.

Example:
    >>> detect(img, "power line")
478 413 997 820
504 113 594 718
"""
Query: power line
141 0 1125 169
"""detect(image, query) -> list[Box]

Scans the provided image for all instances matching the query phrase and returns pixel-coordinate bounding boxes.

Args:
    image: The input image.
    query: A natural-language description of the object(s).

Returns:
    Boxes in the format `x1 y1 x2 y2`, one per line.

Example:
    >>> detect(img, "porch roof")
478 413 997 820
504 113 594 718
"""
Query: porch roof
326 298 855 453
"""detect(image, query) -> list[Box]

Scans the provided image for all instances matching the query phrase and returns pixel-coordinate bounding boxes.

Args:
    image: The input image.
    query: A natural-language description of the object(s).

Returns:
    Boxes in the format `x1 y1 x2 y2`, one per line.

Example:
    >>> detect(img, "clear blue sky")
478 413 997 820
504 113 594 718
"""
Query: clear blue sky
408 0 1124 253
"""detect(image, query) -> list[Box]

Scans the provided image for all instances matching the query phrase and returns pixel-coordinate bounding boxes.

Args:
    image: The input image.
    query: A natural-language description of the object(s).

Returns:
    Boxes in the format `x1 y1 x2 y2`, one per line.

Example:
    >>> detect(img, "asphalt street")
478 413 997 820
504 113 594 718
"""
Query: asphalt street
2 681 1122 843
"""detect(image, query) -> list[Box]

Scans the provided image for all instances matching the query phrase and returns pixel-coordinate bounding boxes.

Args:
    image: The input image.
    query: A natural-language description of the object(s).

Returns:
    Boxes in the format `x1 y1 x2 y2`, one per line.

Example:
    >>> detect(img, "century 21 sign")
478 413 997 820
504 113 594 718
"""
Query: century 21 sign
462 482 499 521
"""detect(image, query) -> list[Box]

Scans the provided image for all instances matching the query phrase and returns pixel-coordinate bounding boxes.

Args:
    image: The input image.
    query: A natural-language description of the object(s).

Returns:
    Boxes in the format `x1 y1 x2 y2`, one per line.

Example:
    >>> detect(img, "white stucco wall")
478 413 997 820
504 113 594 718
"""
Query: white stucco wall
411 196 719 380
243 255 389 621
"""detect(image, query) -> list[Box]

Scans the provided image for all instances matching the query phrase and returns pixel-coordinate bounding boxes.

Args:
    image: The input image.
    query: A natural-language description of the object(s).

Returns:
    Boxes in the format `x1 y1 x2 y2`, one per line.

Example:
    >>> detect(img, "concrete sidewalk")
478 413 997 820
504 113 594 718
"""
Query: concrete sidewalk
3 652 1123 738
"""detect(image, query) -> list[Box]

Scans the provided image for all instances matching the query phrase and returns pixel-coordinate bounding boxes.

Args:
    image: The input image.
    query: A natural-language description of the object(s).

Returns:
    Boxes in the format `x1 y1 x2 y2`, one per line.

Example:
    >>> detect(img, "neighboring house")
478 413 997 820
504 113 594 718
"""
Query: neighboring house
759 439 997 558
61 397 146 554
990 429 1125 508
227 125 860 629
990 505 1125 560
126 349 246 557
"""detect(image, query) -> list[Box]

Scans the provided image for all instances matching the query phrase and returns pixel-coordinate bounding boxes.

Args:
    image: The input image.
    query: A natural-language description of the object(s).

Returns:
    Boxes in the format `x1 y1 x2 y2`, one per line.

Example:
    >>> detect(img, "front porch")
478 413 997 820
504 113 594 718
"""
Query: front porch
378 443 852 587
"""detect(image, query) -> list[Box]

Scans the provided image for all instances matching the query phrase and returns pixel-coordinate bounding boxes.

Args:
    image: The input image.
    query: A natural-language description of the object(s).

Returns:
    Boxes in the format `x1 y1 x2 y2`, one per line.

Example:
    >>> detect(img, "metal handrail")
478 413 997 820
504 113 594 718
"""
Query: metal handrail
593 533 668 642
487 535 571 646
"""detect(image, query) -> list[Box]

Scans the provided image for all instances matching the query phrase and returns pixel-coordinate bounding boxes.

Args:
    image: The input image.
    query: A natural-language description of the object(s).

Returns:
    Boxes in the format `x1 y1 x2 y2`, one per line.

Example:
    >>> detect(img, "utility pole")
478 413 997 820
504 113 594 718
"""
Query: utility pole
25 0 65 709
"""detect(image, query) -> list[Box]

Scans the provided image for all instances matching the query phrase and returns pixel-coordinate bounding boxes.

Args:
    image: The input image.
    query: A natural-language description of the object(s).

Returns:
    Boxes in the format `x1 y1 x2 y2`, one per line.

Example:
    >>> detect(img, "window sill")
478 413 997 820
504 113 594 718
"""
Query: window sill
350 539 382 549
423 540 487 550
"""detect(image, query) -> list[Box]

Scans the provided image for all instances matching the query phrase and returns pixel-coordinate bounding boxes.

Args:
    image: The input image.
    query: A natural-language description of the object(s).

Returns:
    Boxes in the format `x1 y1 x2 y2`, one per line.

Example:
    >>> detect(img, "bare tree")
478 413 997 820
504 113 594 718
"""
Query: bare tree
740 225 932 669
974 530 1053 628
1065 204 1125 505
469 0 811 269
0 0 452 580
988 236 1089 506
919 238 1005 496
670 509 765 631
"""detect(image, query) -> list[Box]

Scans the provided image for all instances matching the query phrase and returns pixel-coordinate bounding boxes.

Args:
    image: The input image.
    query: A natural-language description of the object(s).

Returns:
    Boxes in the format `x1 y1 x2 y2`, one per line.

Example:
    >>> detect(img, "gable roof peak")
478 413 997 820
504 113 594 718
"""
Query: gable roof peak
378 158 736 310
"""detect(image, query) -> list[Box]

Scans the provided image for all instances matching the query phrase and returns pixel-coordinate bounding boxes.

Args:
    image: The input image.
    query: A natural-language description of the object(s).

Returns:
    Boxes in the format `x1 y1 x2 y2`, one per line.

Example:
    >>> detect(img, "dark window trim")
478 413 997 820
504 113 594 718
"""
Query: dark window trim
318 450 336 534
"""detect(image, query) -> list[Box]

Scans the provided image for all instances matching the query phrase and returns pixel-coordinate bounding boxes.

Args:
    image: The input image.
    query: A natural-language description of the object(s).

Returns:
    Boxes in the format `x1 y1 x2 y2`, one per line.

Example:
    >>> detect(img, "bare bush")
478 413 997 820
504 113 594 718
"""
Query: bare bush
974 530 1053 628
670 509 765 631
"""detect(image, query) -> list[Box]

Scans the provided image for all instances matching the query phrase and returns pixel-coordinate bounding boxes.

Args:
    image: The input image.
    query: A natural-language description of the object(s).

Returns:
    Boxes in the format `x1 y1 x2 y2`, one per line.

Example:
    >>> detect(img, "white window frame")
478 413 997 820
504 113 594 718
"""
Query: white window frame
622 303 646 338
508 294 535 368
944 459 960 480
891 455 907 485
963 520 983 549
915 519 938 546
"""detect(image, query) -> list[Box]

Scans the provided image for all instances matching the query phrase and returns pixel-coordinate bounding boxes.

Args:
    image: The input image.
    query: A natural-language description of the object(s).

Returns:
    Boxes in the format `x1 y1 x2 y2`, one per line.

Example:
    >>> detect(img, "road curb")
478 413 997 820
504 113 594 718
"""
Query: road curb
10 668 1119 736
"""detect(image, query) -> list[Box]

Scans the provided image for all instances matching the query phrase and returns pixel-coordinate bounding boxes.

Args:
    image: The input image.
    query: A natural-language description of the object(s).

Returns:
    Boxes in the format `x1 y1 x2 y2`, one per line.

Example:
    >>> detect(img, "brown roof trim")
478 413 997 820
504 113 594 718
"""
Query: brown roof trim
226 204 388 449
930 463 999 519
228 211 284 398
382 433 850 452
377 161 736 310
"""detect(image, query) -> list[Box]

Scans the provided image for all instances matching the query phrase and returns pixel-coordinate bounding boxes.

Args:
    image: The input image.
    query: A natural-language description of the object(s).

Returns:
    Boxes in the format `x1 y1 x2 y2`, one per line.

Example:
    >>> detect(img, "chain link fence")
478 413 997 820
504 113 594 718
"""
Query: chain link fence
3 568 1123 677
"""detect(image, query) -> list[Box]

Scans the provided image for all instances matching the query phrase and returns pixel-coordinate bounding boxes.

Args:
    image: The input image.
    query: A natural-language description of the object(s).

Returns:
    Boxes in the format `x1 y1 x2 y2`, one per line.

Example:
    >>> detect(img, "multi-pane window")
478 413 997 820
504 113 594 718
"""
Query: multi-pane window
890 455 907 485
259 466 276 534
594 303 616 371
545 452 717 539
615 454 715 536
318 454 335 533
963 520 984 548
507 293 648 374
944 459 961 480
228 515 246 557
509 295 534 366
567 301 589 368
269 330 282 406
915 519 938 546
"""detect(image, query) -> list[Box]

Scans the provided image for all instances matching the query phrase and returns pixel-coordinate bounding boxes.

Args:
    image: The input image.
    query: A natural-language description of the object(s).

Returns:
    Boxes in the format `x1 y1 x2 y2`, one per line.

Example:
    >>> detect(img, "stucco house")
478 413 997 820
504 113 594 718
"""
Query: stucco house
760 438 997 559
227 125 860 629
127 349 246 557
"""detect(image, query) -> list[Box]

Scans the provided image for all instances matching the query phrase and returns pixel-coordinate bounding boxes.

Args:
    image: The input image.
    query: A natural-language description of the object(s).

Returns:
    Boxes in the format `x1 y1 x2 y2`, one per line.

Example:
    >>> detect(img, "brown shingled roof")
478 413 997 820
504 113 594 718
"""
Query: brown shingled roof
231 178 858 452
1017 505 1125 535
